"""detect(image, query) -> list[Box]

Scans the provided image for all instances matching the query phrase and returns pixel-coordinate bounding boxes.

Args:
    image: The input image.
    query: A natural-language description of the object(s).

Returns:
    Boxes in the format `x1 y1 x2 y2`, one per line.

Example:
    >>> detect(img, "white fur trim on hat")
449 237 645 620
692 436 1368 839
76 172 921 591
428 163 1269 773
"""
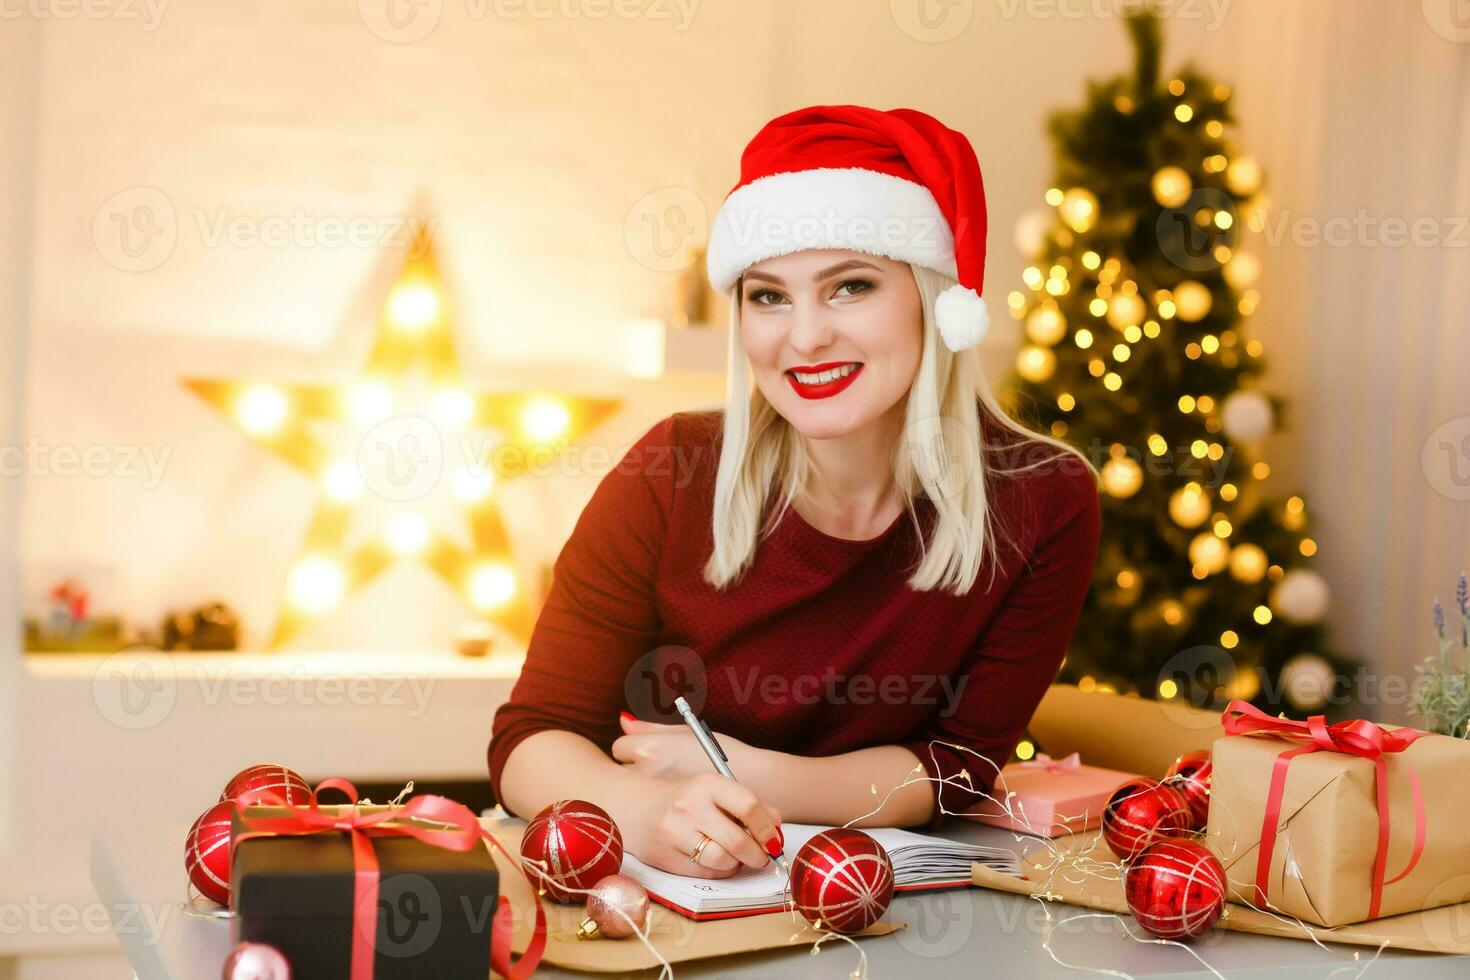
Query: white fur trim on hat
934 284 990 351
706 167 957 292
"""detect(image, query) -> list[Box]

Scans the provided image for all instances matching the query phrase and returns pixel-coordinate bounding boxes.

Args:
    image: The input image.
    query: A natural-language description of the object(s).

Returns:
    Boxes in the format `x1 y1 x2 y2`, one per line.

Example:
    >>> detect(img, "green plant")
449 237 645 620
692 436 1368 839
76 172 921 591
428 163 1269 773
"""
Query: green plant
1411 574 1470 738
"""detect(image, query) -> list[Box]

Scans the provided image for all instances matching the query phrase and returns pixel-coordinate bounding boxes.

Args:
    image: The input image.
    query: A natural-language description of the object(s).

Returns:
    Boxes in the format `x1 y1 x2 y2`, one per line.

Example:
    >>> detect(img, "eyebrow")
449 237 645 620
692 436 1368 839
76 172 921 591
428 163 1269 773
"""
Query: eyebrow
742 259 882 287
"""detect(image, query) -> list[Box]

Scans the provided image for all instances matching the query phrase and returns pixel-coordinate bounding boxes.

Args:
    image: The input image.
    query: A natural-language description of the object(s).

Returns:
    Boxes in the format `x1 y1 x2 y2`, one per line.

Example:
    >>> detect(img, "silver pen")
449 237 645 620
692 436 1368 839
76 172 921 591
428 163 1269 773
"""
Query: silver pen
672 696 789 876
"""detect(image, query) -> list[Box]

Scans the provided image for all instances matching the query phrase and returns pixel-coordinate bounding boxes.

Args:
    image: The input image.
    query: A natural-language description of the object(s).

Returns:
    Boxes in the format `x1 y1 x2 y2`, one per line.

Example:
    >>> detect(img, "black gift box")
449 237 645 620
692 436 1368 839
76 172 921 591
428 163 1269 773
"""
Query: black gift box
230 805 500 979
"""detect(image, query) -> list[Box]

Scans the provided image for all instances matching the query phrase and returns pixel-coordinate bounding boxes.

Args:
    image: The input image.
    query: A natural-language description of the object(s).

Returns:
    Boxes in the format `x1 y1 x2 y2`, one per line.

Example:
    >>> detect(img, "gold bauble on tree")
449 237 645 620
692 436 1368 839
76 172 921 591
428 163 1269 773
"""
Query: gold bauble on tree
1016 345 1057 383
1151 166 1193 207
1025 304 1067 346
1107 293 1146 329
1228 543 1268 583
1169 483 1212 528
1226 155 1263 196
1189 533 1231 574
1223 251 1260 289
1058 187 1099 233
1173 281 1213 322
1101 457 1144 498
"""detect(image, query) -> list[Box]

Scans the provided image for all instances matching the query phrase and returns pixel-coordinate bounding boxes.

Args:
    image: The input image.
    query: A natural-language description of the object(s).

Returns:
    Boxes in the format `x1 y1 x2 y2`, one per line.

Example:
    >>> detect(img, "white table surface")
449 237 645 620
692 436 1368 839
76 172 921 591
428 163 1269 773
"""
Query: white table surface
90 814 1470 979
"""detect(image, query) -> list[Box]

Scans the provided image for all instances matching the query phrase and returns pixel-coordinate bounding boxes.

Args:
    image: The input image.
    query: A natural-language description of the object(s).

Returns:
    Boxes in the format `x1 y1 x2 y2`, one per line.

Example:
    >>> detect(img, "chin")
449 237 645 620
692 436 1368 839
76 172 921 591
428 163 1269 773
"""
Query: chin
773 395 880 441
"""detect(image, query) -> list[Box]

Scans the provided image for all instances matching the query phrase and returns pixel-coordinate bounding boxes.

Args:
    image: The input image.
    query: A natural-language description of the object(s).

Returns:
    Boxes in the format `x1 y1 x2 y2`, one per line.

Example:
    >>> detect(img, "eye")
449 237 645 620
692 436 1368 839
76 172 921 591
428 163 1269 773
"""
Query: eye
833 278 874 298
745 288 787 306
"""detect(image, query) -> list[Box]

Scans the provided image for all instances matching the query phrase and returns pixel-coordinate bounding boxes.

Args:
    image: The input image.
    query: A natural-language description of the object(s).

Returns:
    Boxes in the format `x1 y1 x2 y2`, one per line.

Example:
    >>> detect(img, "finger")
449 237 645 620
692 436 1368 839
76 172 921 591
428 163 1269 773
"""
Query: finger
610 735 644 764
706 778 782 859
680 839 738 878
699 804 770 869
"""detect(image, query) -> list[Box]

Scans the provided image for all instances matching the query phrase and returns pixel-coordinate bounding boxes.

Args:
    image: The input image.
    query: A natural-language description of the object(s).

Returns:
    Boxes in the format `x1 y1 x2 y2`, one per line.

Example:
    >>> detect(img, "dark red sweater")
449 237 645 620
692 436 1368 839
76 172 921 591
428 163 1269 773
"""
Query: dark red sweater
488 409 1101 827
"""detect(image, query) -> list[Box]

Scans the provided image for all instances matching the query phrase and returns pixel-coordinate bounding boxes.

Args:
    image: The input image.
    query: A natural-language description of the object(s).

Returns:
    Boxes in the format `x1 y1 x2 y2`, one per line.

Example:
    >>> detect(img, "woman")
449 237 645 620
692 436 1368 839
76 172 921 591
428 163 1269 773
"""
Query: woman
489 105 1100 879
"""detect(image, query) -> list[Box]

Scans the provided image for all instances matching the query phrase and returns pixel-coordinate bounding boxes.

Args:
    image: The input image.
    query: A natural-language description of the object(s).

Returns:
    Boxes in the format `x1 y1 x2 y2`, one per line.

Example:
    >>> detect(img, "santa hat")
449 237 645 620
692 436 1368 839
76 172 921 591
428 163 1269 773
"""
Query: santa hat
706 105 991 352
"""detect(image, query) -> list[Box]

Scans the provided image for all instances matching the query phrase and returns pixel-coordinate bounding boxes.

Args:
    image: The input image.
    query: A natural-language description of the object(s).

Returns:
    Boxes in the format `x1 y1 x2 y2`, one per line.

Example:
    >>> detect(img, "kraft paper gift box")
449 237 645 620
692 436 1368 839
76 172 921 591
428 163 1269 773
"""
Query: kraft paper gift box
1206 703 1470 928
969 753 1141 837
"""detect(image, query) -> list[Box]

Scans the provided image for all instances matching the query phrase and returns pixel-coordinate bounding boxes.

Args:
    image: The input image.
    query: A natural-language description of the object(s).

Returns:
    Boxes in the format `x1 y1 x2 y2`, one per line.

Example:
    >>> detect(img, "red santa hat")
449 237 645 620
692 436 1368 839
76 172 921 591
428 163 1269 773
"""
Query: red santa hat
706 105 991 352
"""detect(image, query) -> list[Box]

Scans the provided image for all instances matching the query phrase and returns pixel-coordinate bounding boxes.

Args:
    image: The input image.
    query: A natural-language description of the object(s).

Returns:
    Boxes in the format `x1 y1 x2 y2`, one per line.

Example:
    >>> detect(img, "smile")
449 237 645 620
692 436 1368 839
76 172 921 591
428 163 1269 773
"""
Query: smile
785 362 863 400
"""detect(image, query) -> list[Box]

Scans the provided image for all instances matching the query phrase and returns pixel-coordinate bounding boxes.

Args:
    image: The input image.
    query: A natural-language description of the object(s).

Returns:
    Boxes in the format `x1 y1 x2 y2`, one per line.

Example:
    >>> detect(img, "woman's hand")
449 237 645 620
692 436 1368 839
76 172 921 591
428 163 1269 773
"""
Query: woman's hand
612 713 754 781
621 772 784 879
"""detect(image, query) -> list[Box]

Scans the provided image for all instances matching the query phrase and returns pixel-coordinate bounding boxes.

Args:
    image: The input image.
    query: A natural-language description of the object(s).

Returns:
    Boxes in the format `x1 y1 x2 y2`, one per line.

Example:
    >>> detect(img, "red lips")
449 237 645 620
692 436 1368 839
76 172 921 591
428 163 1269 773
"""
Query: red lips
785 361 863 400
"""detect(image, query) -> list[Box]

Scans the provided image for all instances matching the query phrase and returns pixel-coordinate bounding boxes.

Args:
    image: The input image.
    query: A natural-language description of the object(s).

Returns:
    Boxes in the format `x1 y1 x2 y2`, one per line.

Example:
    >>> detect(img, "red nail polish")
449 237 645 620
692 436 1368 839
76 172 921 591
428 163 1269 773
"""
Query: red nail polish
766 835 783 857
619 711 635 722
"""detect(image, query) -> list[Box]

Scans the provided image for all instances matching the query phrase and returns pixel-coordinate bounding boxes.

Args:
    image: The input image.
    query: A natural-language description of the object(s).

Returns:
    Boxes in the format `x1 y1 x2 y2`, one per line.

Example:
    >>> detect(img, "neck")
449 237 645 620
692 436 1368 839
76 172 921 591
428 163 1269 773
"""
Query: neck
795 402 906 523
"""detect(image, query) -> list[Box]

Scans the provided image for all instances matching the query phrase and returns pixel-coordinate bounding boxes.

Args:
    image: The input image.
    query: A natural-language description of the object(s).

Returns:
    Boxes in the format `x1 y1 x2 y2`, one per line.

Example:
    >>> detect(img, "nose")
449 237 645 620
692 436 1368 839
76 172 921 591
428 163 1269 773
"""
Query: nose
787 297 835 356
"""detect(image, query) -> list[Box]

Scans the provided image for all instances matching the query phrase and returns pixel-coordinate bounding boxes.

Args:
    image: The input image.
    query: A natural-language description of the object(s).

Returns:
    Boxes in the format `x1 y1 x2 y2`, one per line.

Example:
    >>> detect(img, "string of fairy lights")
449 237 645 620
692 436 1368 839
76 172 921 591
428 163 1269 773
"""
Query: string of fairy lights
187 233 620 647
1008 76 1334 705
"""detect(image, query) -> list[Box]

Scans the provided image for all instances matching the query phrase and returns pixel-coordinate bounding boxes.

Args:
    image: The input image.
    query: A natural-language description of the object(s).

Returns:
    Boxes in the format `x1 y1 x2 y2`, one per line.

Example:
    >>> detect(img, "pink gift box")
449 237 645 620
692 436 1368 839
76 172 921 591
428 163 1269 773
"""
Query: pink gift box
970 753 1142 838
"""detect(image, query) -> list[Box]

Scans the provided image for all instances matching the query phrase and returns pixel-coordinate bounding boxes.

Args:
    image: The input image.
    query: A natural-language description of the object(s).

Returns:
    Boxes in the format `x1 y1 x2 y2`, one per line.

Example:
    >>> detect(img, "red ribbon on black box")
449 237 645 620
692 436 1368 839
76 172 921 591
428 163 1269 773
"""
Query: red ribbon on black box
232 777 546 979
1221 700 1429 920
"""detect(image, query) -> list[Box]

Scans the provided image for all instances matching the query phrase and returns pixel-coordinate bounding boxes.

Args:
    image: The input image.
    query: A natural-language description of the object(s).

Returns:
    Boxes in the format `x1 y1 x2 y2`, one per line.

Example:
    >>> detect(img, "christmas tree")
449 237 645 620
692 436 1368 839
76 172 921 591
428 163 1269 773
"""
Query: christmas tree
1005 12 1353 716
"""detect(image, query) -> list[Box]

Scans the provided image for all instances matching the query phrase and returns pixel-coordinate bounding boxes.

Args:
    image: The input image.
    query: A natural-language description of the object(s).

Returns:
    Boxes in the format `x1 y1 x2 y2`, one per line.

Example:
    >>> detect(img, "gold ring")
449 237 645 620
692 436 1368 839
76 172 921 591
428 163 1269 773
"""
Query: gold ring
687 833 712 865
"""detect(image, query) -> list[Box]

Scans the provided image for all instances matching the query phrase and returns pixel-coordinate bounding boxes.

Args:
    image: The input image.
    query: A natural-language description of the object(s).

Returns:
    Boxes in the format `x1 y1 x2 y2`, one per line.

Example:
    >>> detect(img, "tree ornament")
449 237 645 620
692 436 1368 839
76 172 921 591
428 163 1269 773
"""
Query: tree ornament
519 800 623 903
185 801 235 905
788 828 895 933
1025 304 1067 346
575 874 650 940
1281 653 1335 711
1016 345 1057 383
1173 281 1213 322
1124 839 1227 940
1270 569 1330 624
1226 156 1263 196
1058 187 1099 233
1188 533 1230 575
1163 750 1213 829
1151 166 1193 207
1223 251 1260 289
1220 390 1274 442
1101 779 1193 861
1107 292 1146 329
222 941 292 980
220 765 311 807
1101 457 1144 498
1228 543 1268 583
1168 484 1211 528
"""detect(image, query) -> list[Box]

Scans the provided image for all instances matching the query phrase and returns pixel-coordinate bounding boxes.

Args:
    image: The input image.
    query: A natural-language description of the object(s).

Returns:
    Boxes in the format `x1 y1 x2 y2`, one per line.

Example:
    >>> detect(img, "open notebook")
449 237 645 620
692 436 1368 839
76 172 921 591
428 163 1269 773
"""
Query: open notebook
620 823 1023 920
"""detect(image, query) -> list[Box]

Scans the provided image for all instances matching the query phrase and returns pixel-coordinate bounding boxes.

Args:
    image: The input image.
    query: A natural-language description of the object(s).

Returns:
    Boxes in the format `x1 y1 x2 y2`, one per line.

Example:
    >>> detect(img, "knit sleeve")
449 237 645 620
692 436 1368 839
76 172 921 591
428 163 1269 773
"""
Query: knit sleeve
486 415 678 812
898 455 1101 829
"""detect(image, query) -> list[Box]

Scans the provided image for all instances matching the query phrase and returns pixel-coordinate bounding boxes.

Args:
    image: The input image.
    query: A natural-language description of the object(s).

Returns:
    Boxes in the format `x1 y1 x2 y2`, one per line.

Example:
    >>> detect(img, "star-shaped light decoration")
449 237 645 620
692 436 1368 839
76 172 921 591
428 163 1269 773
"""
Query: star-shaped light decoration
187 230 621 647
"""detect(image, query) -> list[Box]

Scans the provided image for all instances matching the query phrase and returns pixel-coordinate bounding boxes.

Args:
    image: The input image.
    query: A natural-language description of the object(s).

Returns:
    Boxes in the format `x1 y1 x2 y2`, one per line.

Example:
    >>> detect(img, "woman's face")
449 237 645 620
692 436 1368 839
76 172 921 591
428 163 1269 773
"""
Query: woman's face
739 249 923 440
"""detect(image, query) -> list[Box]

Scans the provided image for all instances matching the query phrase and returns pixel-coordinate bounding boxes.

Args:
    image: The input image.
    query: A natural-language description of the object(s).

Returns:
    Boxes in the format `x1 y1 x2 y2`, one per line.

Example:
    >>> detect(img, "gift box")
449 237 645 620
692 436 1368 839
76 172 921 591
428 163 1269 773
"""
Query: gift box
969 753 1142 837
1206 701 1470 928
230 804 500 979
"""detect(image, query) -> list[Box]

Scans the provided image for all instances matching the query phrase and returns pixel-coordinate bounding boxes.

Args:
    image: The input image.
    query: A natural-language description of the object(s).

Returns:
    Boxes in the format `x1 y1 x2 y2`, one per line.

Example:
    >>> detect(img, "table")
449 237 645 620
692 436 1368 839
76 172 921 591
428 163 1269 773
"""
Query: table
92 816 1469 979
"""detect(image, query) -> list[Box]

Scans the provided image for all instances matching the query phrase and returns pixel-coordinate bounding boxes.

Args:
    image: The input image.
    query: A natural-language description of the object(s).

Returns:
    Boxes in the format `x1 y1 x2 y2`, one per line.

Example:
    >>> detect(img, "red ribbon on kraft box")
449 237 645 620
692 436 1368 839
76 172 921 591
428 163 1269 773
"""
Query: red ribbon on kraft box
1220 700 1429 920
233 777 546 980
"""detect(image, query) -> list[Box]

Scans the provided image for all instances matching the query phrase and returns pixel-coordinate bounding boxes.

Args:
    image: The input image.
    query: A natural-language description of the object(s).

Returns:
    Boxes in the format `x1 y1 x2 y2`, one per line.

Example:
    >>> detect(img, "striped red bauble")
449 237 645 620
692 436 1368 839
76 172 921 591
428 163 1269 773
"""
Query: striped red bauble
1101 778 1193 861
788 828 895 934
519 799 624 903
184 800 235 904
220 764 311 807
1163 750 1213 830
1124 839 1227 940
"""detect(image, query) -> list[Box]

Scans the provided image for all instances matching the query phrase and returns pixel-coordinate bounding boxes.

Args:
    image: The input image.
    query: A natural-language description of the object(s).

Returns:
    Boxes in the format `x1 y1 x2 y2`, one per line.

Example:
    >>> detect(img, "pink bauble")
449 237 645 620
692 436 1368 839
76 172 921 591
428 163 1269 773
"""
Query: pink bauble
789 829 895 934
1164 750 1213 830
1125 839 1227 940
520 800 623 903
582 873 650 939
185 800 235 905
221 941 292 980
220 765 311 807
1102 778 1193 861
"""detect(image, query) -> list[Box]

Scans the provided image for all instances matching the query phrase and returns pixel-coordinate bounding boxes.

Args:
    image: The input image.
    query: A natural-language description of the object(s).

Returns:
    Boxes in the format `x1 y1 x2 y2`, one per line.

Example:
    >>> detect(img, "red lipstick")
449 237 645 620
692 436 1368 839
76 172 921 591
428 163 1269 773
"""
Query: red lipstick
785 361 863 400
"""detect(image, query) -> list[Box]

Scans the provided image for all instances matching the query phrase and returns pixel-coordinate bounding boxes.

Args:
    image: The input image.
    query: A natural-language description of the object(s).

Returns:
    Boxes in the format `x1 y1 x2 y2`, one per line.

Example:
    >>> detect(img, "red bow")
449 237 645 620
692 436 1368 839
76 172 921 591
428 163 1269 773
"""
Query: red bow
233 778 546 980
1221 701 1429 920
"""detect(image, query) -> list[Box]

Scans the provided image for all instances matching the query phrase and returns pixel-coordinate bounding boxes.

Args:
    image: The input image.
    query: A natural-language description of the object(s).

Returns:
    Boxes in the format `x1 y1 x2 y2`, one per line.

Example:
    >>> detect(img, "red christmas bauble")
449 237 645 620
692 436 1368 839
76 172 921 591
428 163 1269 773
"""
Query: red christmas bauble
1164 750 1213 830
221 940 292 979
788 828 895 934
220 765 311 807
520 800 624 903
1102 778 1193 861
185 800 235 905
1124 839 1227 940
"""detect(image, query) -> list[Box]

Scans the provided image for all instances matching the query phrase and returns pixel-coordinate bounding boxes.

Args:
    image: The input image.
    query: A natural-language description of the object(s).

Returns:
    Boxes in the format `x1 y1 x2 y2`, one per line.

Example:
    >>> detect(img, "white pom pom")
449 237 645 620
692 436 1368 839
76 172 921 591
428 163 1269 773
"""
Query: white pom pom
935 284 990 351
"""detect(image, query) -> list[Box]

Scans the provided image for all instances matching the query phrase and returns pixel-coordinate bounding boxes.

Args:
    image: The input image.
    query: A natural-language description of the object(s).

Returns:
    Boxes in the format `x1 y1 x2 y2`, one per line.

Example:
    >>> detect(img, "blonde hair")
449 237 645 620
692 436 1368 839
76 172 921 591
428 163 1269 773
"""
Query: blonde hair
703 263 1095 595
